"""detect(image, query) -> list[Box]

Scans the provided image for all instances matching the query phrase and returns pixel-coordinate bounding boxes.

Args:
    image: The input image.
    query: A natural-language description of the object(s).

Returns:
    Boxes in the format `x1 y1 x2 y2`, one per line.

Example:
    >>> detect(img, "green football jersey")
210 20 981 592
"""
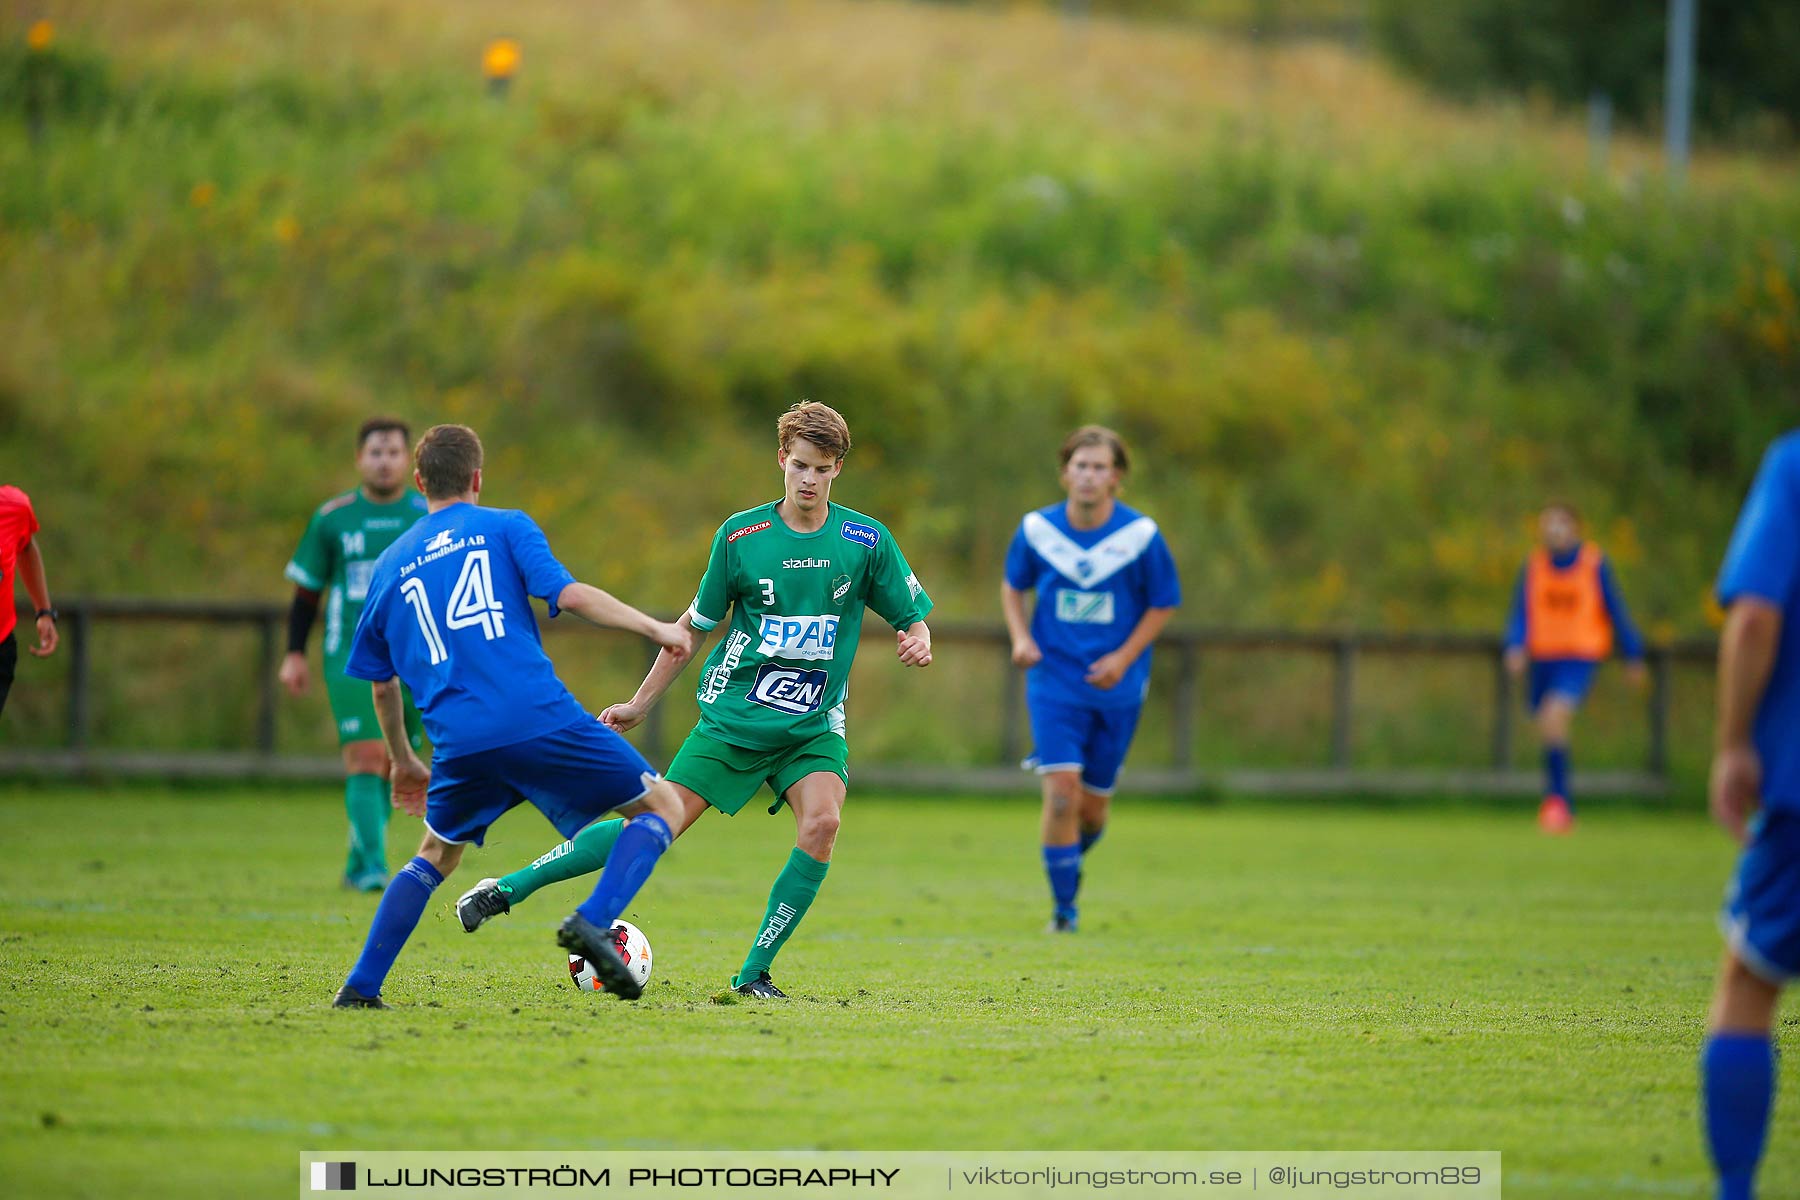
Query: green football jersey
284 488 430 661
686 501 933 751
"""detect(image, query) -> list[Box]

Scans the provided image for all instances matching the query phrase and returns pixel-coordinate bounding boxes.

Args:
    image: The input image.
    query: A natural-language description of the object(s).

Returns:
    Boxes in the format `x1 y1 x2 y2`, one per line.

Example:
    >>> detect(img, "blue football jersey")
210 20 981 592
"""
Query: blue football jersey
1717 430 1800 813
1005 501 1182 710
344 502 585 758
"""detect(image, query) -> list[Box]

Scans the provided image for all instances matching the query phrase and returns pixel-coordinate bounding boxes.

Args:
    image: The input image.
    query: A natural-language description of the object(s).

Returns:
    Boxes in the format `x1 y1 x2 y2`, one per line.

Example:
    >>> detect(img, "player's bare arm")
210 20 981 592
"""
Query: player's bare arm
603 611 711 733
896 620 933 667
19 537 57 658
1086 605 1176 690
1710 597 1781 845
370 675 428 816
555 582 691 664
1000 583 1040 668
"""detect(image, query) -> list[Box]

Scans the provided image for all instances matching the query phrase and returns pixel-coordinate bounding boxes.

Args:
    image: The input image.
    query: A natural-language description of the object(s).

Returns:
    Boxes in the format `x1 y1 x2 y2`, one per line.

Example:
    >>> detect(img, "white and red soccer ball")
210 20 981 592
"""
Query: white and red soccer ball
568 920 653 992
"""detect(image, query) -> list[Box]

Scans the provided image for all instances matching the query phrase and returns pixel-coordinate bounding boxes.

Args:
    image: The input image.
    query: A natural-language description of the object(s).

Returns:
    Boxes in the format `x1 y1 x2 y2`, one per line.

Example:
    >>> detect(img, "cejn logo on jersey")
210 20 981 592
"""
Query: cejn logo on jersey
756 614 839 661
747 664 829 715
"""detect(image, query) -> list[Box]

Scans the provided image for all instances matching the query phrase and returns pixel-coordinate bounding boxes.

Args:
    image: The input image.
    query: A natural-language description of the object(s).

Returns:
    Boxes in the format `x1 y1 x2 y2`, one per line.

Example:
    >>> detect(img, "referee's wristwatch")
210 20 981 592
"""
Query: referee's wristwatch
35 607 57 623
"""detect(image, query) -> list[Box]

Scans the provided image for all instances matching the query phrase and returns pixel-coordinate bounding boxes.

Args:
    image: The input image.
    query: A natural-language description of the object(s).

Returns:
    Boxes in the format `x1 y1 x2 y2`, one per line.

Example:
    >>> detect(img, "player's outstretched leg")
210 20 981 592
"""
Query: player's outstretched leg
732 772 841 997
1039 770 1082 932
1701 952 1781 1200
557 784 684 1000
334 834 463 1008
458 818 627 932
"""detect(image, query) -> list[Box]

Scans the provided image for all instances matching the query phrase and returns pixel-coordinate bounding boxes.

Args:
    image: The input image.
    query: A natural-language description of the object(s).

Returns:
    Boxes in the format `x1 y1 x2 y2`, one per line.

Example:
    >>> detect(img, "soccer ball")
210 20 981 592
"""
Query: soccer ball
568 920 653 993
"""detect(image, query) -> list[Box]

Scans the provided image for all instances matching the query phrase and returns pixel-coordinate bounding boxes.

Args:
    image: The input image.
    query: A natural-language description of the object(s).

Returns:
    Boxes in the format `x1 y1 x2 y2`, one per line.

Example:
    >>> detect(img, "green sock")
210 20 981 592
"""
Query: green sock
734 847 830 987
495 818 626 906
344 774 389 880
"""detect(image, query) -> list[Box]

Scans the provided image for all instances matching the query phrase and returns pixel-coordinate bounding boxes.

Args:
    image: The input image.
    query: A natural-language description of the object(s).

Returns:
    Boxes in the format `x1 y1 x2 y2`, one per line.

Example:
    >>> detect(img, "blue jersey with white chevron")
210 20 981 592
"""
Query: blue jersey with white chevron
344 502 586 759
1717 431 1800 812
1005 501 1182 710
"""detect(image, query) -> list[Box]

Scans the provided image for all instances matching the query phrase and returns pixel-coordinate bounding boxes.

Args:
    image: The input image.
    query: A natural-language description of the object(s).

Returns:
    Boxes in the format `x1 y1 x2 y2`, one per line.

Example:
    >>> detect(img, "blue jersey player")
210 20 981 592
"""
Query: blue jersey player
1701 431 1800 1200
1001 426 1181 933
330 424 694 1007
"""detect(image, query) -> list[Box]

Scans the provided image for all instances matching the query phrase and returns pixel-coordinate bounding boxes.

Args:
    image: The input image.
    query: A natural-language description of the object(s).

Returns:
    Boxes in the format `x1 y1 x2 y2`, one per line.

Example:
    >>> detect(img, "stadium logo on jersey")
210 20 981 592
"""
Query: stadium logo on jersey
728 521 772 543
424 529 455 553
700 630 753 704
1054 588 1116 624
747 664 829 715
756 614 839 661
783 557 831 570
832 575 853 603
840 521 880 548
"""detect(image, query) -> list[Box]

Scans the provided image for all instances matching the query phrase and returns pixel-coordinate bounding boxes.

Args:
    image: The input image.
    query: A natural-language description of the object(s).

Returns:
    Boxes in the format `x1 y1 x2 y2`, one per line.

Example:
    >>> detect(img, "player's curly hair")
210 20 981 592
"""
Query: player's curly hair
414 424 483 499
1059 425 1130 474
777 401 852 461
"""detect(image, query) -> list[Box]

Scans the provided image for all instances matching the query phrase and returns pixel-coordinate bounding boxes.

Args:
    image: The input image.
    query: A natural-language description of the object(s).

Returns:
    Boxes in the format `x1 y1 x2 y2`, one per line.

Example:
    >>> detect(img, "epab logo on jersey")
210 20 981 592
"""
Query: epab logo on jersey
747 664 830 715
840 521 880 549
756 614 839 661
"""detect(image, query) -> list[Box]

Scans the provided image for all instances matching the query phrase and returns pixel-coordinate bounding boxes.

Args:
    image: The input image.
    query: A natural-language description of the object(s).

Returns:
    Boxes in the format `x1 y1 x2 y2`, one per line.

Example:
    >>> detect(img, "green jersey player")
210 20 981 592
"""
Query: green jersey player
280 417 429 890
457 402 934 996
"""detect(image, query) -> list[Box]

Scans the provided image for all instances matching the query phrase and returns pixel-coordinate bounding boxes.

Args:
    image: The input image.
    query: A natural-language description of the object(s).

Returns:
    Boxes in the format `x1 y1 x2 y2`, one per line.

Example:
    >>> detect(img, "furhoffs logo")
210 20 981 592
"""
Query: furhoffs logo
839 521 879 548
310 1162 356 1191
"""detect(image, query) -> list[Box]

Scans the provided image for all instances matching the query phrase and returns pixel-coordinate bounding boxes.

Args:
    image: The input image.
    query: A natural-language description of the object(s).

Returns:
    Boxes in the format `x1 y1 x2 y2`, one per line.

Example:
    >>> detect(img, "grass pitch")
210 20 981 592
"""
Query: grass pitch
0 785 1790 1198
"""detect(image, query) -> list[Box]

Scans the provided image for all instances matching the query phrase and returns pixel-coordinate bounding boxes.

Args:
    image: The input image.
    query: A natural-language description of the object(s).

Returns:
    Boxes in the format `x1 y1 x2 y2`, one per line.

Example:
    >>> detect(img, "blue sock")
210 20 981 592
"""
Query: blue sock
1079 824 1106 855
1703 1032 1777 1200
1043 843 1081 920
1546 746 1570 805
575 814 672 928
343 856 442 997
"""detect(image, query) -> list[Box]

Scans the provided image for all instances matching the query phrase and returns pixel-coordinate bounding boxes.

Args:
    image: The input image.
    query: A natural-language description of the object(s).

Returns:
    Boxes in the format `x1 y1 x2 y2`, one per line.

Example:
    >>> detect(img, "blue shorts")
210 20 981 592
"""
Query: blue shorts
1528 659 1599 712
1024 697 1142 794
1721 809 1800 984
424 718 659 847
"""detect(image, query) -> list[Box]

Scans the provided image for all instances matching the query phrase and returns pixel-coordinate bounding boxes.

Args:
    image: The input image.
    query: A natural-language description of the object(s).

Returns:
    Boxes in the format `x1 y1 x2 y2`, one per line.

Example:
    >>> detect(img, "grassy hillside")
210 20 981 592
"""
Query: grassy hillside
2 0 1796 640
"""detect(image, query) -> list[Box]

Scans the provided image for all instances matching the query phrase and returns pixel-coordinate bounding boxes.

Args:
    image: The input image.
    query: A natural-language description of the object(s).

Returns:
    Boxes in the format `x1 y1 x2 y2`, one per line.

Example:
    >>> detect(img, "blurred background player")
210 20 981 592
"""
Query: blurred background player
280 417 429 890
333 424 691 1007
456 401 934 999
1503 502 1645 834
0 483 59 718
1001 426 1180 933
1701 430 1800 1200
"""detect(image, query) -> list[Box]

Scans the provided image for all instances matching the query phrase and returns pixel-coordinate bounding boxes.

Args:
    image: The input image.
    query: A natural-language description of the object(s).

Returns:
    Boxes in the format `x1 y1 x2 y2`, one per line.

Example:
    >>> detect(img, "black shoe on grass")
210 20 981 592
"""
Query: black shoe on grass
733 972 789 999
332 984 389 1009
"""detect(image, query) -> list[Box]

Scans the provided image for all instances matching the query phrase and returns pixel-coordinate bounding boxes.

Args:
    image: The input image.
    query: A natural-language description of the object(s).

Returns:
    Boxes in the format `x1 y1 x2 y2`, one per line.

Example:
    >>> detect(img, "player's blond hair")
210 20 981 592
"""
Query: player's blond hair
414 424 484 499
1060 425 1130 473
777 401 852 461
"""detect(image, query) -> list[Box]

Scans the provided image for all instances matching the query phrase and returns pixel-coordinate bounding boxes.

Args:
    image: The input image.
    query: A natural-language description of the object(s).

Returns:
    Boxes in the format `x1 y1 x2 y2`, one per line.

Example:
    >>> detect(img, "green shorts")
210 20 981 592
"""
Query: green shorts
325 658 424 751
664 727 849 816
